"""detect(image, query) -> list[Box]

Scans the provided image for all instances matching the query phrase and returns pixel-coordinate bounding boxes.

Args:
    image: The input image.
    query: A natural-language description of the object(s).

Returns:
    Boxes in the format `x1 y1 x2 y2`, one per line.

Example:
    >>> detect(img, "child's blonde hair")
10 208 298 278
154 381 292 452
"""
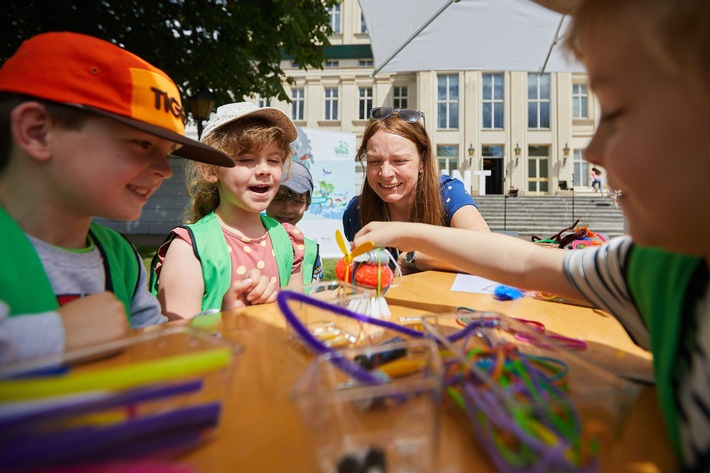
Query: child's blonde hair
567 0 710 97
182 117 293 224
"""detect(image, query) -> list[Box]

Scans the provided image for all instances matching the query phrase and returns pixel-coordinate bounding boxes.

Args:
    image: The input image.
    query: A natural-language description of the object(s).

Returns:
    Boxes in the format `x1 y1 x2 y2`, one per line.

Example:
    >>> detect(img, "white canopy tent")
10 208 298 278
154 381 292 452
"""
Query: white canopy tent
360 0 585 75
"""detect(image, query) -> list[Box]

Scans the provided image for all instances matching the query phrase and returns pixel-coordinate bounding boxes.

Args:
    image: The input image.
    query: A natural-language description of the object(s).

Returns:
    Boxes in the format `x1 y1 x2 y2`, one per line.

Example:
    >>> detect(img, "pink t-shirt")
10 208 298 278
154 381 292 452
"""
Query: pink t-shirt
154 221 306 289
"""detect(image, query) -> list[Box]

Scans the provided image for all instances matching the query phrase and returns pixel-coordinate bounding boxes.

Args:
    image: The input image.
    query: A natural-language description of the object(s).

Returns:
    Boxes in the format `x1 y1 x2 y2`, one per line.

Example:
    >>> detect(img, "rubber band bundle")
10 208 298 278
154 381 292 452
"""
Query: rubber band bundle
423 313 637 473
531 219 606 250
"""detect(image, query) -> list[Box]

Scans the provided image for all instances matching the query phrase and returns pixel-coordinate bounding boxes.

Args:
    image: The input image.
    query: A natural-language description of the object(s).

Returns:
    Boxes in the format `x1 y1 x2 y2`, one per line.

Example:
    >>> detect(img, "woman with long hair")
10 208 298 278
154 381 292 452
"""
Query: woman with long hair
343 107 489 273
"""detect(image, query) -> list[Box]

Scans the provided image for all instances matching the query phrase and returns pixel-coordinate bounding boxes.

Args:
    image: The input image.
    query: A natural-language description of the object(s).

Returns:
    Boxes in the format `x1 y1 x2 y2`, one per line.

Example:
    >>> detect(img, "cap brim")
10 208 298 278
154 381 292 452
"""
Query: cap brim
203 107 297 143
81 105 235 167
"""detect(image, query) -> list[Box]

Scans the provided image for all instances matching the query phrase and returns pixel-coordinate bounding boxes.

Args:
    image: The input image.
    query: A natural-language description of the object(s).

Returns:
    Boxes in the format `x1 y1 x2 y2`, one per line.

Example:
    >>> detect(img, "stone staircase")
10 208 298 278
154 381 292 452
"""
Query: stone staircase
474 194 626 239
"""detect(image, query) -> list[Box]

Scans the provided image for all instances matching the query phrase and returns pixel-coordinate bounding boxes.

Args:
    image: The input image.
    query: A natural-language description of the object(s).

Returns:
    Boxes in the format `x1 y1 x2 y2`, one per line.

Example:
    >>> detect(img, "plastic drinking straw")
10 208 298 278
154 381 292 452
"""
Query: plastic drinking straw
0 379 204 431
0 347 231 402
0 402 221 470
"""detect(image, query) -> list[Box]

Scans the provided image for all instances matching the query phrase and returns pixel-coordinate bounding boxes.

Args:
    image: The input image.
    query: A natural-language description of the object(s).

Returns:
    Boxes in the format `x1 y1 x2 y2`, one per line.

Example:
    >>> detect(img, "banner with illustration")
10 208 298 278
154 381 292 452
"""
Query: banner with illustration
291 127 357 258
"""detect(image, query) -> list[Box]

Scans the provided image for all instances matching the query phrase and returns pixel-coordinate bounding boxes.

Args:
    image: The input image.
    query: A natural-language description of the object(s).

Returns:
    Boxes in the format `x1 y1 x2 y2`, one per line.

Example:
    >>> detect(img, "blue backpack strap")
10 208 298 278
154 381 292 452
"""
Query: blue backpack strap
302 237 319 284
0 207 57 315
261 214 293 288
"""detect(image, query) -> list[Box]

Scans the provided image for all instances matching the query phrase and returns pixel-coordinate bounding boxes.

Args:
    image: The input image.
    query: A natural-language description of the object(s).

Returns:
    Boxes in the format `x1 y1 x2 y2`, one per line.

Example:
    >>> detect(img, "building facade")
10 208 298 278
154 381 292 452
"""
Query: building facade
257 0 600 197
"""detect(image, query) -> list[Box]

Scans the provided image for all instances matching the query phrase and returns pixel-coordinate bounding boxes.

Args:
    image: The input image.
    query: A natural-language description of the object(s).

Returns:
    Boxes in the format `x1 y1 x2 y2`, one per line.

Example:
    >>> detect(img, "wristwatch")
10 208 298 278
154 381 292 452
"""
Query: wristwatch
404 250 417 270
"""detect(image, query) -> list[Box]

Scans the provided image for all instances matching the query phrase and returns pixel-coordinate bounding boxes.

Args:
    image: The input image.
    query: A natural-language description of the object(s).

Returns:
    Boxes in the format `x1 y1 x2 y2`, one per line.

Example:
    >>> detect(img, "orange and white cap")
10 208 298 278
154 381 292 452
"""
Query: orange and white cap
0 32 233 167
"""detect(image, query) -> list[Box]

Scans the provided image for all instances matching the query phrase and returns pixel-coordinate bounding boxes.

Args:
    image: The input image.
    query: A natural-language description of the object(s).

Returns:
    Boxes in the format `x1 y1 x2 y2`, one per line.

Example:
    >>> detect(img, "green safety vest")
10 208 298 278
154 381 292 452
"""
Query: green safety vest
0 206 140 319
627 245 706 465
150 212 318 311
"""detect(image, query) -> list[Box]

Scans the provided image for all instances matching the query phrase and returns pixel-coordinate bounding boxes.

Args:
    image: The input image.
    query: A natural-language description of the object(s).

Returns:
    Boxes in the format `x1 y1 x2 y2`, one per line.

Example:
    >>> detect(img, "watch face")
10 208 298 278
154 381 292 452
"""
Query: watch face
405 251 416 266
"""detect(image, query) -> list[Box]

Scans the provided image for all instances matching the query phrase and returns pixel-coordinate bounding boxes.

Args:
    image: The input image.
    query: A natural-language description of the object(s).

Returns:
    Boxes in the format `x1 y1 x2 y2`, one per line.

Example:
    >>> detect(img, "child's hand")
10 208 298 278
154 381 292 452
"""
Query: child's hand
59 292 131 351
221 268 278 311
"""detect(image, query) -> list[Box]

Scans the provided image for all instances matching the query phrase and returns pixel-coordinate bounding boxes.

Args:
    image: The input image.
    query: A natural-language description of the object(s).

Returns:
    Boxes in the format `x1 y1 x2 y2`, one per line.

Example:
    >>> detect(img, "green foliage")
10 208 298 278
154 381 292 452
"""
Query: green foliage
136 245 158 274
322 258 337 281
1 0 339 105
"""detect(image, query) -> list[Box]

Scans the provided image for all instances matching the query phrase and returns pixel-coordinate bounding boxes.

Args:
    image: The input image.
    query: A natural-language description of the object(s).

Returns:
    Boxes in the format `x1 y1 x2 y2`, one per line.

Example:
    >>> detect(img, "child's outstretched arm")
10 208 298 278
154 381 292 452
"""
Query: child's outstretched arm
354 222 584 302
221 268 278 312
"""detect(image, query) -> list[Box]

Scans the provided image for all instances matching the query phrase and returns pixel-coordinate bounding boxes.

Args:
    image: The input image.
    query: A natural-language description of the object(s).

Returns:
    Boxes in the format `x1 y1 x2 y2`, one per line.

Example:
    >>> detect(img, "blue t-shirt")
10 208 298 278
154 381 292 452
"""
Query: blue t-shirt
342 175 477 241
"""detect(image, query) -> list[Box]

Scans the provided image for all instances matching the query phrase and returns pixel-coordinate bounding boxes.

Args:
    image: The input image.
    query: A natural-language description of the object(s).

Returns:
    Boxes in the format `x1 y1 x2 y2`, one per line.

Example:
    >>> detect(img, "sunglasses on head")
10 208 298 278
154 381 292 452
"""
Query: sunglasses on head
369 107 425 128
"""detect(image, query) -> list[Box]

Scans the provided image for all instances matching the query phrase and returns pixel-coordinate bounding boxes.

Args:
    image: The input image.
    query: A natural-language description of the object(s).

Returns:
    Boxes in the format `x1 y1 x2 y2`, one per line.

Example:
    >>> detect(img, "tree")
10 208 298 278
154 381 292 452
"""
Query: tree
1 0 338 113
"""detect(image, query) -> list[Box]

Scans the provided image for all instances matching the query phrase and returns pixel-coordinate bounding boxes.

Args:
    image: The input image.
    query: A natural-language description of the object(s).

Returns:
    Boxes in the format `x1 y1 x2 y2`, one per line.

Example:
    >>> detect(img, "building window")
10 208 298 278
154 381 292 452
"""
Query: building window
573 83 588 118
482 73 504 129
328 5 341 34
527 145 550 193
291 88 304 121
573 149 589 187
527 73 550 129
437 145 459 173
358 59 374 67
360 12 368 33
358 87 373 120
324 60 339 68
257 96 271 108
437 73 459 129
324 87 339 120
393 86 408 109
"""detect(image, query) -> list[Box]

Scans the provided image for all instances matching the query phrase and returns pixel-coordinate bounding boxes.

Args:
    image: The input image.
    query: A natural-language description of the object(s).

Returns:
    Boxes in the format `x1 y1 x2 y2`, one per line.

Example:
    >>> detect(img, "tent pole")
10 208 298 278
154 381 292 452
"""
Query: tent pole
539 15 566 75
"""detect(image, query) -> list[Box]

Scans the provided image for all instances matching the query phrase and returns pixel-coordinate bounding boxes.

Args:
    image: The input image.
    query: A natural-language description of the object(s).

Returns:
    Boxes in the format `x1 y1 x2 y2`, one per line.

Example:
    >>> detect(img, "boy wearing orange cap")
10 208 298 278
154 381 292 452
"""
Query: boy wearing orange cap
0 32 232 363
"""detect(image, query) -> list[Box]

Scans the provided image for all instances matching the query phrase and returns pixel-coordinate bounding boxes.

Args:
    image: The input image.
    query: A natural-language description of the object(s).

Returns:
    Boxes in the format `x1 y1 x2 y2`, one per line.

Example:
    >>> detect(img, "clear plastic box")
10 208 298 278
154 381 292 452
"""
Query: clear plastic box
0 326 242 471
421 312 639 473
291 337 443 473
279 280 391 350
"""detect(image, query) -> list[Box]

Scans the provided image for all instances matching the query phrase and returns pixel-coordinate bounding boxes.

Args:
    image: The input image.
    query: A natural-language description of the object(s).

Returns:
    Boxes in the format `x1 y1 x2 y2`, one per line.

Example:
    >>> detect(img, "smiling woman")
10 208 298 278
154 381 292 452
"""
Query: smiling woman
342 107 490 274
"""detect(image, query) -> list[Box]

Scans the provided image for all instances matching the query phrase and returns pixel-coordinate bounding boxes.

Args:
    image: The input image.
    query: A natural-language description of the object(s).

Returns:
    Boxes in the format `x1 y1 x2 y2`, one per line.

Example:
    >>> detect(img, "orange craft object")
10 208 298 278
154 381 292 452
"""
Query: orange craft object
334 258 393 289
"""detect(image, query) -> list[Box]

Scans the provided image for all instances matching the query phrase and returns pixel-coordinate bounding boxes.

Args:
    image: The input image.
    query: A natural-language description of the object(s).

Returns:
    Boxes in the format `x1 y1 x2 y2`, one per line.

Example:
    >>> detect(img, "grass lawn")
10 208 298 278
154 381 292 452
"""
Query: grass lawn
136 245 159 273
136 245 338 281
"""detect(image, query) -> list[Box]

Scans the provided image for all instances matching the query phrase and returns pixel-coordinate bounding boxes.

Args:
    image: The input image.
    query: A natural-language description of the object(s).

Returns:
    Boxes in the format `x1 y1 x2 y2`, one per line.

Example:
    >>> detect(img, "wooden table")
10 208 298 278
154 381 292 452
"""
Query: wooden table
386 271 655 384
169 272 676 472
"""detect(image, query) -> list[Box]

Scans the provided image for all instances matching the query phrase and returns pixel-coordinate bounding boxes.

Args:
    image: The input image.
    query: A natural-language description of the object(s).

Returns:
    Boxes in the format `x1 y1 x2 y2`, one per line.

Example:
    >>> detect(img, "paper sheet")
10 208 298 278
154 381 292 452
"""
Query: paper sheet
450 274 503 294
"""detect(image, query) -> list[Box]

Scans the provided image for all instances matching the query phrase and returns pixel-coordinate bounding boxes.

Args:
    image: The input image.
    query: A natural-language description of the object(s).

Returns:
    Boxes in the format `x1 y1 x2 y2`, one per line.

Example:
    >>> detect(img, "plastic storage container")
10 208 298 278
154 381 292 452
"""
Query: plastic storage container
280 280 391 350
0 326 242 471
422 312 639 473
291 337 443 473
